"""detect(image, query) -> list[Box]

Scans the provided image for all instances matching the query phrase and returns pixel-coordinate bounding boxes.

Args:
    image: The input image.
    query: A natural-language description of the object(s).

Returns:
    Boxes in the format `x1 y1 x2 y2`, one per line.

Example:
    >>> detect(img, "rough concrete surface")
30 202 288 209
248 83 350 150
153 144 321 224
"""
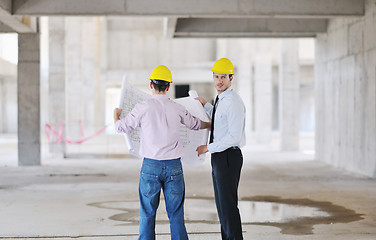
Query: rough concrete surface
315 0 376 178
0 142 376 239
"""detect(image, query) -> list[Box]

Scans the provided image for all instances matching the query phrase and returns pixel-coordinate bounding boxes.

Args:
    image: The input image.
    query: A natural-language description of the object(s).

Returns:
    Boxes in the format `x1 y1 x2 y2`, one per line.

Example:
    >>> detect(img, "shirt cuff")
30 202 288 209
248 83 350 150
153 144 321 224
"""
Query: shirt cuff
115 119 122 133
196 119 202 130
207 143 215 153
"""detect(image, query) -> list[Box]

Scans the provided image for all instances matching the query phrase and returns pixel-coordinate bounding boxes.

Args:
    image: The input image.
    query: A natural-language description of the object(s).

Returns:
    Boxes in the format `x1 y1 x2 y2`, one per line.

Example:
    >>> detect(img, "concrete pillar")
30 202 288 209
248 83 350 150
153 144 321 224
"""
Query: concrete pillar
279 39 300 151
65 17 102 143
237 60 253 140
0 77 17 134
254 55 272 144
99 17 108 130
48 17 66 154
18 33 41 166
81 17 102 134
0 78 3 133
65 17 83 141
231 40 255 142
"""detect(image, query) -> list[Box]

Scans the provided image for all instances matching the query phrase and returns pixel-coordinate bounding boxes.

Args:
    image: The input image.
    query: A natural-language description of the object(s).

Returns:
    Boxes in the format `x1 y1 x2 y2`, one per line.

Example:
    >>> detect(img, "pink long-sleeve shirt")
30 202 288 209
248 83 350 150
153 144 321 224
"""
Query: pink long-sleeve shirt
115 94 201 160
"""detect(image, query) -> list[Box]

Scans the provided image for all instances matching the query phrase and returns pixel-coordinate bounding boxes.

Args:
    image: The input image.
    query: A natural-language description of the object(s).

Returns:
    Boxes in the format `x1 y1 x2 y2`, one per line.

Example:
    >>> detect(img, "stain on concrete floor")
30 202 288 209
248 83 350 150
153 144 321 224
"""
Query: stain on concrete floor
88 196 364 235
242 196 364 235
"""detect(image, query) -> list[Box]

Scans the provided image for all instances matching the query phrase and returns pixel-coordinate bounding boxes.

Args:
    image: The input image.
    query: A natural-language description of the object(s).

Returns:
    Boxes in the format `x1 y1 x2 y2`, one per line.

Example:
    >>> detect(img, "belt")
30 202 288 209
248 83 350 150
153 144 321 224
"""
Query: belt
228 146 239 150
212 146 240 155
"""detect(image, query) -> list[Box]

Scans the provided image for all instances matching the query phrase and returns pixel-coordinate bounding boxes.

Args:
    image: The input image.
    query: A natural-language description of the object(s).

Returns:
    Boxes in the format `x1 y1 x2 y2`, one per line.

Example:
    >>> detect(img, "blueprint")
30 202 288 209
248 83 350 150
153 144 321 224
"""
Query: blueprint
118 78 151 158
118 78 210 166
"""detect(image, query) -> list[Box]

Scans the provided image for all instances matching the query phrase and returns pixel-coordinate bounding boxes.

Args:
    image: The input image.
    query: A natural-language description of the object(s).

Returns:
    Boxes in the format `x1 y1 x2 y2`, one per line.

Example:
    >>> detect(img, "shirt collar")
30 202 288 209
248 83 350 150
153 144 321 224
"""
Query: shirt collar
218 86 233 100
152 94 169 100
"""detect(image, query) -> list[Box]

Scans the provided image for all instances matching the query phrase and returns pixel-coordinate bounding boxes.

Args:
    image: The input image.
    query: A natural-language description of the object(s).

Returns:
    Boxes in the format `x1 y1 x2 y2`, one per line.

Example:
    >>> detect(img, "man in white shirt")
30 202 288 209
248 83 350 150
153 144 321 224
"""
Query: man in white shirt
196 58 246 240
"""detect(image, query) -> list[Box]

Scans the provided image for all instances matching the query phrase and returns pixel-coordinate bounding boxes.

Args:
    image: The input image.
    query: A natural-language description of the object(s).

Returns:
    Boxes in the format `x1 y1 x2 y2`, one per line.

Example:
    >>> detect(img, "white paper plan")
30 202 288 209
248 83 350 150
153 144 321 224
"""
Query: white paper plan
118 78 210 166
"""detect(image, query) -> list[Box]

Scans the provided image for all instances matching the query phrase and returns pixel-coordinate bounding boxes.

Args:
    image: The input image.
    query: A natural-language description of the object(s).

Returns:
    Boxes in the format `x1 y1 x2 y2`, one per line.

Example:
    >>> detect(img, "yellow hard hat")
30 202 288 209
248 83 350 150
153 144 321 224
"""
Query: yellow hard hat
211 58 234 75
149 65 172 83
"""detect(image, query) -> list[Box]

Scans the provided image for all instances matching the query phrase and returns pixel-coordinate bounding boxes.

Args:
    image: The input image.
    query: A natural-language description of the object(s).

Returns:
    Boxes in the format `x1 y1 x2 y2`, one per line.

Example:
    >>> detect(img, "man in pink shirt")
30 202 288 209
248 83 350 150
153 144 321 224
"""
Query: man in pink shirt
114 65 210 240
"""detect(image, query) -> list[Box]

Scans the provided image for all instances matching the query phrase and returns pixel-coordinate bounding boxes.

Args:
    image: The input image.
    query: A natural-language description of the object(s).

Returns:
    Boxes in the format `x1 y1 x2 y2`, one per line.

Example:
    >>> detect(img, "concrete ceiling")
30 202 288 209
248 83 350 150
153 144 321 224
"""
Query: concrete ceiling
0 0 36 33
11 0 364 17
0 0 366 37
173 18 328 38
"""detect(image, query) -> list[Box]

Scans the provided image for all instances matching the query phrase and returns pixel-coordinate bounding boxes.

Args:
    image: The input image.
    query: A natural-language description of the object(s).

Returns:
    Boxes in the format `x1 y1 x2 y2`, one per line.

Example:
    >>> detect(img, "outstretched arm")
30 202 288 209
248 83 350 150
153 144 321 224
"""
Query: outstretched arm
195 97 207 107
196 97 213 117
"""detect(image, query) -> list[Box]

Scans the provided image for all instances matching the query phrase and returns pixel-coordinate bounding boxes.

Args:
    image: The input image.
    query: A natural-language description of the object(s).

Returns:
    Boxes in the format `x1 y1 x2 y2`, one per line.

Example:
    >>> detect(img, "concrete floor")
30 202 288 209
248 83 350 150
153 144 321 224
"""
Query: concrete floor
0 136 376 239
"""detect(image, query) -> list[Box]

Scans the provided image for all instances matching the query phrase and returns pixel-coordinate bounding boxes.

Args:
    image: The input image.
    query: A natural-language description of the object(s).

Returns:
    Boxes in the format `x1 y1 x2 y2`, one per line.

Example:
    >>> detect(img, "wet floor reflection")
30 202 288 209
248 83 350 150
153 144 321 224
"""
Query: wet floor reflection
185 198 330 224
88 196 363 235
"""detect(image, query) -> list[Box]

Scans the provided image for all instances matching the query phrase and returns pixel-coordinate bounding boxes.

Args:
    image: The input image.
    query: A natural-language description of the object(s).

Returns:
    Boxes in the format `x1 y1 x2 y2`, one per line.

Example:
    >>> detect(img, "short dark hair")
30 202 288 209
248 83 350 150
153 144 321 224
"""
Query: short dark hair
212 73 233 79
151 80 170 92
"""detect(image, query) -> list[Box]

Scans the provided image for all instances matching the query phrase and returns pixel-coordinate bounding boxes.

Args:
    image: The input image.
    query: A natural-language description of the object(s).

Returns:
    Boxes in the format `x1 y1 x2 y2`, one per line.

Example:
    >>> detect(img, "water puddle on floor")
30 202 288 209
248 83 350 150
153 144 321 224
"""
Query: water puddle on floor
88 196 363 235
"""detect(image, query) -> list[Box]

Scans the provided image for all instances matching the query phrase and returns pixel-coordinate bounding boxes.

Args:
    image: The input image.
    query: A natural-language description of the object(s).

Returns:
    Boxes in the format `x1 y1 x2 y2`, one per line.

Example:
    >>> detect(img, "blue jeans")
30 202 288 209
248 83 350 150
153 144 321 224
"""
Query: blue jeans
138 158 188 240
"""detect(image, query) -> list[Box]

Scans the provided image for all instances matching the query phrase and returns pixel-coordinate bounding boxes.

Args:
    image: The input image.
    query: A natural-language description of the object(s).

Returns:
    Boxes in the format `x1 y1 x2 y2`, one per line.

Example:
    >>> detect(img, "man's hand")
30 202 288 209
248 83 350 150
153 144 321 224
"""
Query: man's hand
200 121 211 129
113 108 122 124
196 145 208 156
195 97 207 107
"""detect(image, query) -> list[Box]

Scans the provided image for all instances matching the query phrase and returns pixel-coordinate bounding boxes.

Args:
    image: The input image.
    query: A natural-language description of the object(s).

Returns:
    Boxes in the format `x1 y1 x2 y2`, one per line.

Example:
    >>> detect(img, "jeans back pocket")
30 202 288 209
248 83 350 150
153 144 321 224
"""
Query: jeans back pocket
140 172 160 198
170 169 185 195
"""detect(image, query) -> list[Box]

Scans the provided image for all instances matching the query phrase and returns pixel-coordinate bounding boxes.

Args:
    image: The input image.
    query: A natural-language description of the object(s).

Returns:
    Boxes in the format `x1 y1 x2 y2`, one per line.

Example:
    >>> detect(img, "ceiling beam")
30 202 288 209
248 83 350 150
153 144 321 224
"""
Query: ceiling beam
174 18 327 38
0 0 11 13
13 0 364 17
0 20 14 32
0 0 36 33
174 32 318 38
164 17 177 39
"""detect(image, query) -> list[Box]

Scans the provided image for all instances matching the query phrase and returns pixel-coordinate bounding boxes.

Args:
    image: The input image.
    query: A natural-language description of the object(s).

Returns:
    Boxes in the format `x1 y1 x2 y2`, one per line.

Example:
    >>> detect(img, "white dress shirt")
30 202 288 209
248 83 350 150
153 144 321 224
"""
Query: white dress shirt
204 86 246 153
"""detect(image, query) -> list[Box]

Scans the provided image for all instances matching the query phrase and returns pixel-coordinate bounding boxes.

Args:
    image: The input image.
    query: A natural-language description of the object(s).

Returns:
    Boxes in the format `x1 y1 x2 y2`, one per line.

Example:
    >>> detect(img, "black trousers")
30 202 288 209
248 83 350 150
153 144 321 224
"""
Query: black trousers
211 147 243 240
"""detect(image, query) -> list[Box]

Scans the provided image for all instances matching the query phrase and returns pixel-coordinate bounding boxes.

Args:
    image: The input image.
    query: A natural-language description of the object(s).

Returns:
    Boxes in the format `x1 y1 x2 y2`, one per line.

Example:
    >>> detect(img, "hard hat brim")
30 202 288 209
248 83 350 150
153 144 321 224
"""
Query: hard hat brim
151 79 170 85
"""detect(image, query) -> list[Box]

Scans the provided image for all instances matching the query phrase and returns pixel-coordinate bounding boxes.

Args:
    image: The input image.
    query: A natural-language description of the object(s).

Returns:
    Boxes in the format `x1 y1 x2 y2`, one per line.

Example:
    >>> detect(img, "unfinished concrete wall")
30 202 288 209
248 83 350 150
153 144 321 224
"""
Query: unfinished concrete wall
105 17 216 82
0 77 3 133
48 17 66 154
279 39 300 151
0 77 17 133
65 17 103 141
0 52 17 134
315 0 376 177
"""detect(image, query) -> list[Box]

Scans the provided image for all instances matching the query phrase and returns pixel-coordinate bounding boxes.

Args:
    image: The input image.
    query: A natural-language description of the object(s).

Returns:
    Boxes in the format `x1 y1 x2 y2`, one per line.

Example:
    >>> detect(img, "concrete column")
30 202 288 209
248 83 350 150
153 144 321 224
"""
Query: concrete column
0 77 17 133
231 40 255 142
18 33 41 166
65 17 83 141
48 17 66 154
99 17 107 130
279 39 300 151
65 17 101 144
81 17 102 134
0 78 3 133
237 60 253 141
254 55 272 144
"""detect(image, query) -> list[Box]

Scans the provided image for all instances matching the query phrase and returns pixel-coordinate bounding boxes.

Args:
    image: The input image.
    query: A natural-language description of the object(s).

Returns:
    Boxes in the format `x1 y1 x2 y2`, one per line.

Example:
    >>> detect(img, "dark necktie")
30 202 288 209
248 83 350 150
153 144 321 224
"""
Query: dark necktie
209 96 219 144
